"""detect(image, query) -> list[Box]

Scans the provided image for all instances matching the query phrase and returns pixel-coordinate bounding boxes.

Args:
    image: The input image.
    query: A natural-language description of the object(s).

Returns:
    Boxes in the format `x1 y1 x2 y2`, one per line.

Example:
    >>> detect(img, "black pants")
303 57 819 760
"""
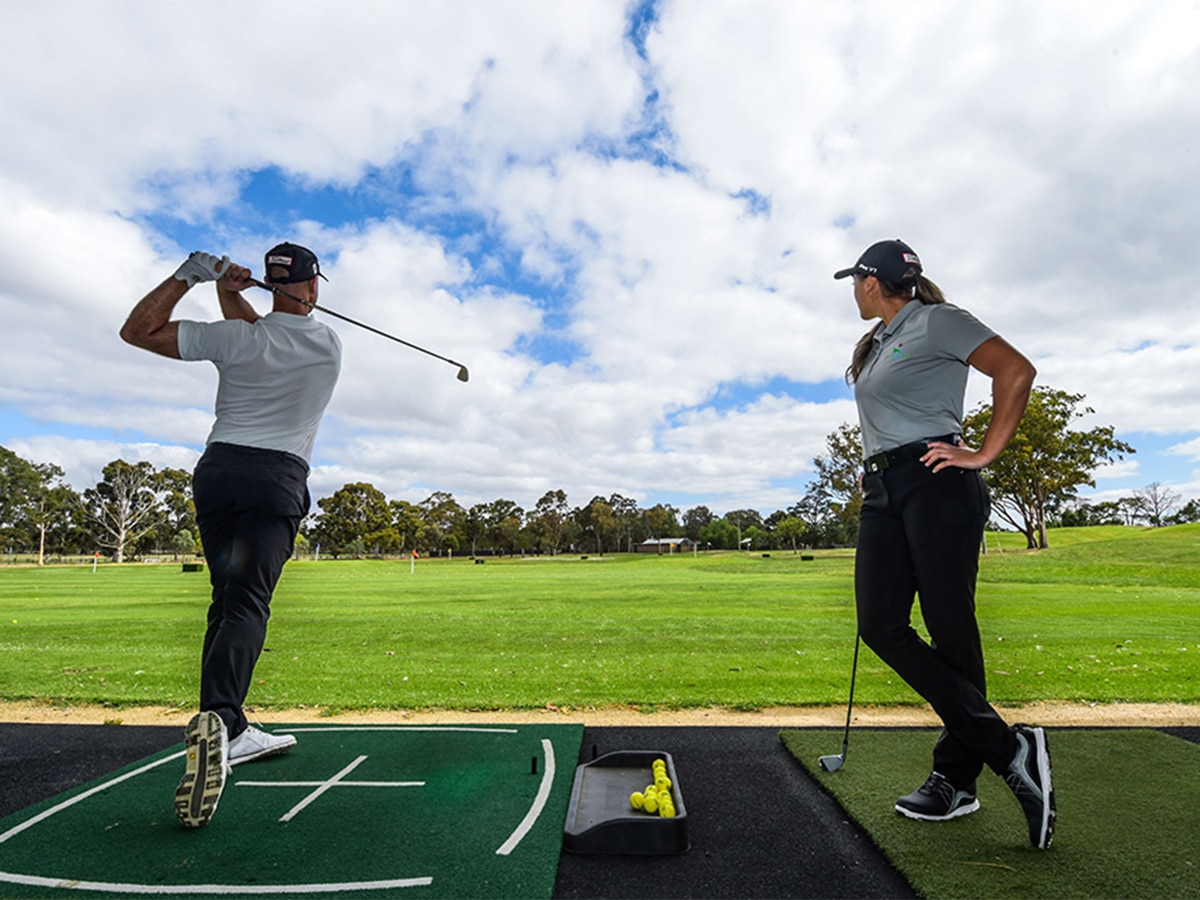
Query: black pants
192 443 309 739
856 456 1017 787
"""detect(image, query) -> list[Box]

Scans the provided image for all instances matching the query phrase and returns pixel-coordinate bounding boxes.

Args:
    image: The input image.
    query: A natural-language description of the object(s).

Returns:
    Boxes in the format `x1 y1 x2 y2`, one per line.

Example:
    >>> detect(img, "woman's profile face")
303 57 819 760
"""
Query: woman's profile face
852 274 879 321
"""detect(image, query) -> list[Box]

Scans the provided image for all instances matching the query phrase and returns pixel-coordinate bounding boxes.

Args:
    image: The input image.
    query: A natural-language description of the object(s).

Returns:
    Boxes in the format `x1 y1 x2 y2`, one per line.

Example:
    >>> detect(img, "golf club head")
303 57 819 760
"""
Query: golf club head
456 366 470 383
818 754 844 772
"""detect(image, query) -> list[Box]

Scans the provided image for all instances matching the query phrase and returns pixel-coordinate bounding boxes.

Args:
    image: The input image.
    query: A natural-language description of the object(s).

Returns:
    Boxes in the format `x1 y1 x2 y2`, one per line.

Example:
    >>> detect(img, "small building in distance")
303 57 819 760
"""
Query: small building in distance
635 537 694 554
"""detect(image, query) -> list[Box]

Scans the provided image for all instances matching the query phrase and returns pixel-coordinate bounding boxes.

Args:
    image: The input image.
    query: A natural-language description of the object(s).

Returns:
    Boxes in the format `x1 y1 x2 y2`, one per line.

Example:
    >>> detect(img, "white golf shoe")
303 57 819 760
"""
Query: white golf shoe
227 724 297 766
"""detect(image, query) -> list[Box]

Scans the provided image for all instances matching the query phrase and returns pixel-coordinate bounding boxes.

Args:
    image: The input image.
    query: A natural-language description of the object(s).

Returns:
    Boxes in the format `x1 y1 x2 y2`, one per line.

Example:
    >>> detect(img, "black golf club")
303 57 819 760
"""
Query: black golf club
250 278 470 382
818 632 860 772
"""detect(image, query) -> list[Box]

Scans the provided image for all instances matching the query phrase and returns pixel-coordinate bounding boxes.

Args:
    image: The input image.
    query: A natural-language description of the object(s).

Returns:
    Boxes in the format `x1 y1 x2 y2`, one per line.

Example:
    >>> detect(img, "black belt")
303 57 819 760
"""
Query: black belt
206 441 309 472
863 434 959 474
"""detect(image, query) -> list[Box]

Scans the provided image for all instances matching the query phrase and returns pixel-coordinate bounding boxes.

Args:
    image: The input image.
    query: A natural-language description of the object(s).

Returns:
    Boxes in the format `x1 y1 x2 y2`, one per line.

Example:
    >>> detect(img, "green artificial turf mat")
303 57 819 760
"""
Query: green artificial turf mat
0 724 582 899
781 727 1200 899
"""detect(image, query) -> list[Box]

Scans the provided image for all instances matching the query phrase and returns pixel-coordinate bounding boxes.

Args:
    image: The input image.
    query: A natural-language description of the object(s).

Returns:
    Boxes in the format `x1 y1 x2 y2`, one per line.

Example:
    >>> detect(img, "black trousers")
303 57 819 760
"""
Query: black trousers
856 456 1017 787
192 443 310 739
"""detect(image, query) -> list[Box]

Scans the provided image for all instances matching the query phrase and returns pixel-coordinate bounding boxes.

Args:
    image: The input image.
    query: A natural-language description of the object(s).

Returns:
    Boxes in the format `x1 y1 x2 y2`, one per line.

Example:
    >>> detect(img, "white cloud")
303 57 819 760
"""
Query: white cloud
2 0 1200 513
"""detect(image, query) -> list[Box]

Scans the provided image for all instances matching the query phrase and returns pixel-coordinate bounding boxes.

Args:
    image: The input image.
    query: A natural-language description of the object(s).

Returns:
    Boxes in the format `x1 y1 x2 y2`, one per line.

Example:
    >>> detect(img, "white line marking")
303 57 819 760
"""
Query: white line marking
0 725 567 891
234 754 424 822
0 871 433 894
0 750 184 845
285 726 519 734
238 781 425 788
495 738 555 856
279 755 365 822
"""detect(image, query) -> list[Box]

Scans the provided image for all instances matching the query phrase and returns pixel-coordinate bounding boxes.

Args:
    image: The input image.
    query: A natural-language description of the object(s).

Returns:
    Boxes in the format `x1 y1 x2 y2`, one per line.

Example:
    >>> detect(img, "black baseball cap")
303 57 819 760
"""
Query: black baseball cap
264 242 328 284
833 239 922 285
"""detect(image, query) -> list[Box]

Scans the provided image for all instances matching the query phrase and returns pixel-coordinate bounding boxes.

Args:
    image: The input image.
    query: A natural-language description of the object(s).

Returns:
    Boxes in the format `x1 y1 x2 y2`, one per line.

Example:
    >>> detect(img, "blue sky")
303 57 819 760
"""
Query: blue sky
1 0 1198 517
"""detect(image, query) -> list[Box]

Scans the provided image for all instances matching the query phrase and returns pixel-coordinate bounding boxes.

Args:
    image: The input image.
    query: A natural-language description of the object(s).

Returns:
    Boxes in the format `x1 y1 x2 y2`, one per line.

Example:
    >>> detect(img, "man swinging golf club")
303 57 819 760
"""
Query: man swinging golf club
121 243 341 827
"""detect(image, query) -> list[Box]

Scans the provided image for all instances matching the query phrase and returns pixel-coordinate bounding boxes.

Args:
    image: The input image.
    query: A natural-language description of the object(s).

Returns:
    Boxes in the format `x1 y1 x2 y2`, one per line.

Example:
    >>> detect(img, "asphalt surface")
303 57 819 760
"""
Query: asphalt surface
1 723 915 899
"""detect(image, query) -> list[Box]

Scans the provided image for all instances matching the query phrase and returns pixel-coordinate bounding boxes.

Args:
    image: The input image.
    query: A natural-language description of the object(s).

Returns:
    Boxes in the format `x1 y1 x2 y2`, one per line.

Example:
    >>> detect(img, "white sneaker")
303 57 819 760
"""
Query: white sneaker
175 711 228 828
227 725 297 766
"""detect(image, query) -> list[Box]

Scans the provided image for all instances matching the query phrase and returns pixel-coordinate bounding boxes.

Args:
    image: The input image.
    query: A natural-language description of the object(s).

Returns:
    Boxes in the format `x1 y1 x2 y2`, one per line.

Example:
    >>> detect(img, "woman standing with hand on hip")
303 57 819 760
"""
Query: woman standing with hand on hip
836 239 1055 849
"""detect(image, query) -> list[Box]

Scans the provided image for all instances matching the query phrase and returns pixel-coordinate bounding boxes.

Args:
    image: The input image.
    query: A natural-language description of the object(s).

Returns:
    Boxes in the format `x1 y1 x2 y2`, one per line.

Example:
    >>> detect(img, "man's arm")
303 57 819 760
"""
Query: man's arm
120 253 253 358
119 276 187 359
217 268 260 323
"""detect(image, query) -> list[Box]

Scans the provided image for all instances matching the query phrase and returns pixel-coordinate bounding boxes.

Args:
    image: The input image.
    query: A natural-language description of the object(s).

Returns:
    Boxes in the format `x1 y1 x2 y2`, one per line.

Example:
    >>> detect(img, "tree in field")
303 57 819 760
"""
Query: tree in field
311 482 396 557
723 508 763 549
145 467 196 556
1168 499 1200 525
774 515 807 552
390 499 425 553
642 503 680 551
482 499 524 556
810 422 864 542
608 493 640 552
79 460 164 563
0 446 78 563
1056 499 1123 527
463 503 488 556
171 529 196 559
962 387 1135 549
1131 482 1182 527
682 505 714 542
576 496 616 554
698 517 738 549
529 489 571 554
418 491 466 555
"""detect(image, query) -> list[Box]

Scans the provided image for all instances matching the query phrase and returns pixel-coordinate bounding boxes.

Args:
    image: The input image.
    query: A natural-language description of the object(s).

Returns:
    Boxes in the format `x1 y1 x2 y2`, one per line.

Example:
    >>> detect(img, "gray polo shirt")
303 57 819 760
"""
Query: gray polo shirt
178 311 341 462
854 301 995 459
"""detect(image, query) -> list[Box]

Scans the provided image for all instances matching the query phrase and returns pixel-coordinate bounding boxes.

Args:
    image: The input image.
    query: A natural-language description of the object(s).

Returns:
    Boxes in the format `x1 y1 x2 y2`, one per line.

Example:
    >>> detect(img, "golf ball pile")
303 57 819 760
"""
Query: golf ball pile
629 758 677 818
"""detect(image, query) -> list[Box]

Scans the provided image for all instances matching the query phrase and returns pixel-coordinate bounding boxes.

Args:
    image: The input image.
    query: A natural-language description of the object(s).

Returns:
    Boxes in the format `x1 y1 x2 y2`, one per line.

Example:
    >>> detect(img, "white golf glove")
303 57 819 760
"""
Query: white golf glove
173 251 230 287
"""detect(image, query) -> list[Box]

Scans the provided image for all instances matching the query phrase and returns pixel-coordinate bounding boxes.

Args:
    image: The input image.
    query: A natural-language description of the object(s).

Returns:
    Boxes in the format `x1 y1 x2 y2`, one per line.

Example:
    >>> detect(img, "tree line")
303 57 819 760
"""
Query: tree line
2 386 1195 563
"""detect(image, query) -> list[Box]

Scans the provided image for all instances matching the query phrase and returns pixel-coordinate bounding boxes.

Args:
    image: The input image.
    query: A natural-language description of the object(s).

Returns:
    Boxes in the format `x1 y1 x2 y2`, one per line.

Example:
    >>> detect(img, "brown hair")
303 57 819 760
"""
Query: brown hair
845 275 947 384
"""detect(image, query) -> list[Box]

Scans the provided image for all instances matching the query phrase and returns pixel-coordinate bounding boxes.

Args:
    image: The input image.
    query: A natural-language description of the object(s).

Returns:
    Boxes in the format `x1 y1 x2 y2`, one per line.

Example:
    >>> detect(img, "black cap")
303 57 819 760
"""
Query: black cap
264 242 328 284
833 239 922 285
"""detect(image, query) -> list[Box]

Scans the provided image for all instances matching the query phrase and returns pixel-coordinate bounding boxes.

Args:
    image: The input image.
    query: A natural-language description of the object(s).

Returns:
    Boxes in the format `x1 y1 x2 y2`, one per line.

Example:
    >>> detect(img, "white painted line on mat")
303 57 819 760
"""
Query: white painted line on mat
0 750 184 845
238 755 423 823
286 726 518 734
495 738 555 856
0 750 434 894
0 871 433 894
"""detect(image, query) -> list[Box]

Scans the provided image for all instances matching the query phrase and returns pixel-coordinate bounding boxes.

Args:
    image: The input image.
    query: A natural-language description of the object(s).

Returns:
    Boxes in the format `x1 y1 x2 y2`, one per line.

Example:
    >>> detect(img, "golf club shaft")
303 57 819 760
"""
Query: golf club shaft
840 633 861 757
249 278 469 381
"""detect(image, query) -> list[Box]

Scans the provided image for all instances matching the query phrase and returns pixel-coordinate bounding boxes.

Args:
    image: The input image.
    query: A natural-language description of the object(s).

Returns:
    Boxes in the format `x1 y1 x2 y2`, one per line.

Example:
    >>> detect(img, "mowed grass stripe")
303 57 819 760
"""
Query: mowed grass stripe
2 524 1200 711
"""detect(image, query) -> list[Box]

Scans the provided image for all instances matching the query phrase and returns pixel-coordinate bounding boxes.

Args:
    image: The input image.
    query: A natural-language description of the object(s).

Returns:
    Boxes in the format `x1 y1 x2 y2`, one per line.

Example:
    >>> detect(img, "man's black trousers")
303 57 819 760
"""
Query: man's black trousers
193 442 309 739
855 458 1017 787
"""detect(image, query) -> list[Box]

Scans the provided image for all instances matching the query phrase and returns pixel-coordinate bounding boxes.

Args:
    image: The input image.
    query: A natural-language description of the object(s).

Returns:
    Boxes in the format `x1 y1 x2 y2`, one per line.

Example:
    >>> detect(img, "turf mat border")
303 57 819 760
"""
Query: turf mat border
781 727 1200 899
0 723 583 899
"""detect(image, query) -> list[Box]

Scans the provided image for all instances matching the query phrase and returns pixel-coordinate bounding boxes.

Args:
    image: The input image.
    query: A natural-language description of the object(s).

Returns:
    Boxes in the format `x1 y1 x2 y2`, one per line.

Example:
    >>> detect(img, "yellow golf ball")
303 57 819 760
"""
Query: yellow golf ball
629 791 645 810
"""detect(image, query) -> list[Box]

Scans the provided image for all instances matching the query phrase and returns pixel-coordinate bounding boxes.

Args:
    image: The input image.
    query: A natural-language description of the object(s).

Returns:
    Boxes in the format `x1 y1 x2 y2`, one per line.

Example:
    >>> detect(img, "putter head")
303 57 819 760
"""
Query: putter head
818 754 844 772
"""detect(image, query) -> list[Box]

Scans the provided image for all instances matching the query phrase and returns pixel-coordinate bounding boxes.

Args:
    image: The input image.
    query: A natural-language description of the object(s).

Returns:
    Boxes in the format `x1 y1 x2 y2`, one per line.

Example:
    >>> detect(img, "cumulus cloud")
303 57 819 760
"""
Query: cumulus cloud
2 0 1199 512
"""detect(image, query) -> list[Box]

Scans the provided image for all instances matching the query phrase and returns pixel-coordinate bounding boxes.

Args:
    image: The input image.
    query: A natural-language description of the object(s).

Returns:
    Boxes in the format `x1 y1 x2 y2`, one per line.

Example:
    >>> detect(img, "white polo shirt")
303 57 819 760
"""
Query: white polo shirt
854 301 995 459
178 312 341 462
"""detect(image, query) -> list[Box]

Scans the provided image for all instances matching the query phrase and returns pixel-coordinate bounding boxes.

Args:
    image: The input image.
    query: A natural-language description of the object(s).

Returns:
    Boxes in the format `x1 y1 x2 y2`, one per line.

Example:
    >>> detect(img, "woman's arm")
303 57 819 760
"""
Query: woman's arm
922 335 1036 472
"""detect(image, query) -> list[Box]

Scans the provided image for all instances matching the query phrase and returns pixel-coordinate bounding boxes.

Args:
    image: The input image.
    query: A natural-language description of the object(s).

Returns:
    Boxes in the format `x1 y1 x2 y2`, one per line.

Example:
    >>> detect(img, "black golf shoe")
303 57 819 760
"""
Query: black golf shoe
895 771 980 821
1005 723 1056 849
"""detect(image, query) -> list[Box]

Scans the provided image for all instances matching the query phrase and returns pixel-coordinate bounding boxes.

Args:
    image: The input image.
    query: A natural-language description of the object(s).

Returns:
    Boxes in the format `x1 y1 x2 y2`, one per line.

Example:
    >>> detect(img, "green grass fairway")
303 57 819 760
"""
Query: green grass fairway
2 524 1200 712
0 724 582 899
781 727 1200 899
